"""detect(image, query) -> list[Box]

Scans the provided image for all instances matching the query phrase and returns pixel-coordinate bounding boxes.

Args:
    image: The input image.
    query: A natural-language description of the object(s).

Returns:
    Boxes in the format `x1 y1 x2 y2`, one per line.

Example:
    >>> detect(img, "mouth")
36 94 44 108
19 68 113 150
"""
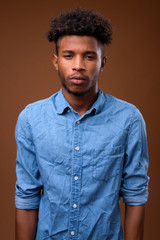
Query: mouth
69 75 87 85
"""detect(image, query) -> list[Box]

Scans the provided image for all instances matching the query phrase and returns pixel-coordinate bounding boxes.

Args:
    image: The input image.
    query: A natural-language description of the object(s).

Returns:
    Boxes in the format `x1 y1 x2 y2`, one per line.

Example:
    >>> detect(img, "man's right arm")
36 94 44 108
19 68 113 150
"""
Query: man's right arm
15 208 38 240
15 108 42 239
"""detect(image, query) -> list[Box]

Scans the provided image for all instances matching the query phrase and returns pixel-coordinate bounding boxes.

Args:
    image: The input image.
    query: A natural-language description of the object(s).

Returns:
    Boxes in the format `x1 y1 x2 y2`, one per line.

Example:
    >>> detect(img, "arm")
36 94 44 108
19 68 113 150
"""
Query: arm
15 208 38 240
120 109 149 239
124 204 145 240
15 108 42 240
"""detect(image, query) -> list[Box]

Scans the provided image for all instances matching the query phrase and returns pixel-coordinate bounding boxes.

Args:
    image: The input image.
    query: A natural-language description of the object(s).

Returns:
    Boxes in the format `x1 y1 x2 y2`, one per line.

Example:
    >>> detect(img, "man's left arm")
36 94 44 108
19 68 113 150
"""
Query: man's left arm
120 107 149 240
124 204 145 240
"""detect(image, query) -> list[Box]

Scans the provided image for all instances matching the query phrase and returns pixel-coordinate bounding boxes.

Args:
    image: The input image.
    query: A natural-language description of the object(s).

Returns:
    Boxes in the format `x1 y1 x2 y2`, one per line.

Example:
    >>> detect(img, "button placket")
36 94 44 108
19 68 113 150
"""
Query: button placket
68 123 82 239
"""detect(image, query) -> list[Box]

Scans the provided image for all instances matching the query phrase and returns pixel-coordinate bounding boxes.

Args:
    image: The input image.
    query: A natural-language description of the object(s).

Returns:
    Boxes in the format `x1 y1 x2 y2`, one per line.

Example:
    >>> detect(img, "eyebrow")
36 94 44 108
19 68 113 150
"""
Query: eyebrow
62 50 74 54
85 51 97 55
62 50 97 55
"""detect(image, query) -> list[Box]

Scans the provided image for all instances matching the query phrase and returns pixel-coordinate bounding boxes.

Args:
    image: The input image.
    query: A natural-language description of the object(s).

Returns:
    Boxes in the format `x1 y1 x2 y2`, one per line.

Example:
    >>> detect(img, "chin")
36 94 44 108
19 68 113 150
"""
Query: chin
63 83 90 96
63 82 97 97
67 88 89 97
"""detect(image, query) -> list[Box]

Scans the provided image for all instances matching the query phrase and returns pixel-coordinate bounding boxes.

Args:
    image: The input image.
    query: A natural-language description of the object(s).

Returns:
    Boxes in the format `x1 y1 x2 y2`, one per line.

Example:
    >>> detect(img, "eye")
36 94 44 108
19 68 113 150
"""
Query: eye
85 55 95 60
64 54 73 59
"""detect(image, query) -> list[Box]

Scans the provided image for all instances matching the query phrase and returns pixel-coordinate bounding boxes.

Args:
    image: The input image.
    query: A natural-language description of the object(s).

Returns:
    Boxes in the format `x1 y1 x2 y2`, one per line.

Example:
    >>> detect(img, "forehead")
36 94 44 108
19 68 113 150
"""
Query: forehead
58 35 102 53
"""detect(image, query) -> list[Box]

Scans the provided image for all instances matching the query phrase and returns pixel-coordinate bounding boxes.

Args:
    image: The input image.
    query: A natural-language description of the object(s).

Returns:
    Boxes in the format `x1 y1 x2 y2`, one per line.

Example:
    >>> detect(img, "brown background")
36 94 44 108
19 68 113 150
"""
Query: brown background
0 0 159 239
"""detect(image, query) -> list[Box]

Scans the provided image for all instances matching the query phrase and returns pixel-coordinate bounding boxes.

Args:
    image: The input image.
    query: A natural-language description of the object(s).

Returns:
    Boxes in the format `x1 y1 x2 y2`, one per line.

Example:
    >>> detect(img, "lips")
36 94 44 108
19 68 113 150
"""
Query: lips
70 78 86 85
69 75 87 85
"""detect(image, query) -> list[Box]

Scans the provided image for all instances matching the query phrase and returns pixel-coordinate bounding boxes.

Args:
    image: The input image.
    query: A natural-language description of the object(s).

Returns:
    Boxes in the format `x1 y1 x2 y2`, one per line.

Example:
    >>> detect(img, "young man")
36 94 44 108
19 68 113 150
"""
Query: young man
15 8 149 240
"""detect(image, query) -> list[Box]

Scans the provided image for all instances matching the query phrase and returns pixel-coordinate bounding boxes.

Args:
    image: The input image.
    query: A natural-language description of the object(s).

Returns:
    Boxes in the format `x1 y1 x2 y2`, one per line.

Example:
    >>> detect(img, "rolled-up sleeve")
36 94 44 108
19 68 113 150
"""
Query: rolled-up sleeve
15 107 42 209
121 108 149 205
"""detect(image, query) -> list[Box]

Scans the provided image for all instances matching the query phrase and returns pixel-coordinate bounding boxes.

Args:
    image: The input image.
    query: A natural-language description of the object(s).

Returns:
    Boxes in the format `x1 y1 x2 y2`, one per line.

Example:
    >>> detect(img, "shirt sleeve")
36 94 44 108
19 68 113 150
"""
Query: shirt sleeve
15 107 42 209
120 107 150 205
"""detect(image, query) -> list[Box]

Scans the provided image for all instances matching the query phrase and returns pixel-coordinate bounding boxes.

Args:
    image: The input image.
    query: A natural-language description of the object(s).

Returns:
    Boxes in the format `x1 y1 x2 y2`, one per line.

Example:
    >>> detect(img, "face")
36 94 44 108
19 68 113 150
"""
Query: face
52 35 107 97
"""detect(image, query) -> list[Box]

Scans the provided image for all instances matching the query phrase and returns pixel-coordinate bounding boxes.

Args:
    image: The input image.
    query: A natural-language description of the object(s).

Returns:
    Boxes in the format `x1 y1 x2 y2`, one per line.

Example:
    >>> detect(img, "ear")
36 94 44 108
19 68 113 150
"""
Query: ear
100 56 107 72
52 54 59 71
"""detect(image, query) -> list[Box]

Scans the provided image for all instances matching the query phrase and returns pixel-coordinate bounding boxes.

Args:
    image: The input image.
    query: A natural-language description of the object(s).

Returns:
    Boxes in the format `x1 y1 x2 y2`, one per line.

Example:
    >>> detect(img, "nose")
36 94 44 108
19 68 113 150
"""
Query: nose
72 56 85 71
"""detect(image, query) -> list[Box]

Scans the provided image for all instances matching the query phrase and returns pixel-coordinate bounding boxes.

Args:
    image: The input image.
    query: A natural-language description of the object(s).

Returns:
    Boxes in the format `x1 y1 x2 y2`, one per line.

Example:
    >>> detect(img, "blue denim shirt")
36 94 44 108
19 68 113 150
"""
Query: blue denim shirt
15 89 149 240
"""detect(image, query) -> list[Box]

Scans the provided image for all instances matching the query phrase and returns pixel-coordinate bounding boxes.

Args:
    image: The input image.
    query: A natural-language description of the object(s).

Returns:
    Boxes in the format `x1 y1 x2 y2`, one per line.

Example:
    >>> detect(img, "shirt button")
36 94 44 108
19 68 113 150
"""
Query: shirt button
76 120 80 124
71 231 75 236
73 204 77 208
75 146 80 151
67 109 71 112
74 176 78 181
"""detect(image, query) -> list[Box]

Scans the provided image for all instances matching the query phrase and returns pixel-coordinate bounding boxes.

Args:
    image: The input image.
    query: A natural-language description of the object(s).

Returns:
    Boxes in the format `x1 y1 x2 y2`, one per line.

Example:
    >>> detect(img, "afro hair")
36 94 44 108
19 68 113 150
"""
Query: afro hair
47 8 113 46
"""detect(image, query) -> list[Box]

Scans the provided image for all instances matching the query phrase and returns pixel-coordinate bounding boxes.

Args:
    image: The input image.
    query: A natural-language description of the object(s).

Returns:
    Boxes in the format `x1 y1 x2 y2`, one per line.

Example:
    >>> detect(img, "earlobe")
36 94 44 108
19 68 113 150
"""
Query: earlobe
100 56 107 72
52 54 59 71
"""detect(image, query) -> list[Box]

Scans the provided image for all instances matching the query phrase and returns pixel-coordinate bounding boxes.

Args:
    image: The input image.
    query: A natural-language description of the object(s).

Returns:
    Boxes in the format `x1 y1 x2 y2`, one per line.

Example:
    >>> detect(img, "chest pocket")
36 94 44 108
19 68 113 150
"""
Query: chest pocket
92 146 123 182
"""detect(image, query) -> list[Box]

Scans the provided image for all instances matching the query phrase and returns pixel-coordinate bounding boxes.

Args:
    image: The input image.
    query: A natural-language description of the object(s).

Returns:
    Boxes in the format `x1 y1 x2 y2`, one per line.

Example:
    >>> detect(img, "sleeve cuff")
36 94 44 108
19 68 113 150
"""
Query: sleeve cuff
15 194 40 209
122 188 149 205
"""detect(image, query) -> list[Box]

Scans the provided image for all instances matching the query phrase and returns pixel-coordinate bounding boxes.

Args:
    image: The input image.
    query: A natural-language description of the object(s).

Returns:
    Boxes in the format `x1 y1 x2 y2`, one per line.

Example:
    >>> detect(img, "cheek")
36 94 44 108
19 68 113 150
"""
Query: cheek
58 61 71 75
89 64 101 78
89 60 101 72
58 66 67 77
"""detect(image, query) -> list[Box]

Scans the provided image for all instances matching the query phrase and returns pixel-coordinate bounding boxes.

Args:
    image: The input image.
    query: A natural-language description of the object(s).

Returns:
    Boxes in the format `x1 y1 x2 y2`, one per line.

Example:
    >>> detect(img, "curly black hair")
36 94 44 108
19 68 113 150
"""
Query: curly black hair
47 8 113 53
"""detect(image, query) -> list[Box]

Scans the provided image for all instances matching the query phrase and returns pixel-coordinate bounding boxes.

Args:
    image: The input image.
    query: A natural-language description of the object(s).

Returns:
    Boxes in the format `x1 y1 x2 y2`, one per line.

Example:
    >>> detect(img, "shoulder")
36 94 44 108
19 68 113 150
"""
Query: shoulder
101 92 146 131
26 94 56 113
104 93 144 121
16 92 59 130
18 92 58 118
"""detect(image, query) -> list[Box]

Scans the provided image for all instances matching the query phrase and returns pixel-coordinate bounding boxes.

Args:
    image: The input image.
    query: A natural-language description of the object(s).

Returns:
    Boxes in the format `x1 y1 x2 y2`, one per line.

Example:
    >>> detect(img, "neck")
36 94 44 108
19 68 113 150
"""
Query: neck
62 87 98 116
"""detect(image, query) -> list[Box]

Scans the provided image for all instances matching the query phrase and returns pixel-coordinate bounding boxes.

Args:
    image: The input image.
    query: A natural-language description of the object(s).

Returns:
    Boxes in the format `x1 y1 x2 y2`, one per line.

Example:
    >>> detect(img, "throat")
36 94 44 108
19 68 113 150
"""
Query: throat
62 88 98 116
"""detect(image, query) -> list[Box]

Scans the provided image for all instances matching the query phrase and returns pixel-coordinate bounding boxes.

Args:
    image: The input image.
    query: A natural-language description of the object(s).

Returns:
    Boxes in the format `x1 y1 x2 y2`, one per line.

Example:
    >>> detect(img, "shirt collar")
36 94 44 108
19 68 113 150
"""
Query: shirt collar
88 89 105 115
55 88 105 115
55 89 70 114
